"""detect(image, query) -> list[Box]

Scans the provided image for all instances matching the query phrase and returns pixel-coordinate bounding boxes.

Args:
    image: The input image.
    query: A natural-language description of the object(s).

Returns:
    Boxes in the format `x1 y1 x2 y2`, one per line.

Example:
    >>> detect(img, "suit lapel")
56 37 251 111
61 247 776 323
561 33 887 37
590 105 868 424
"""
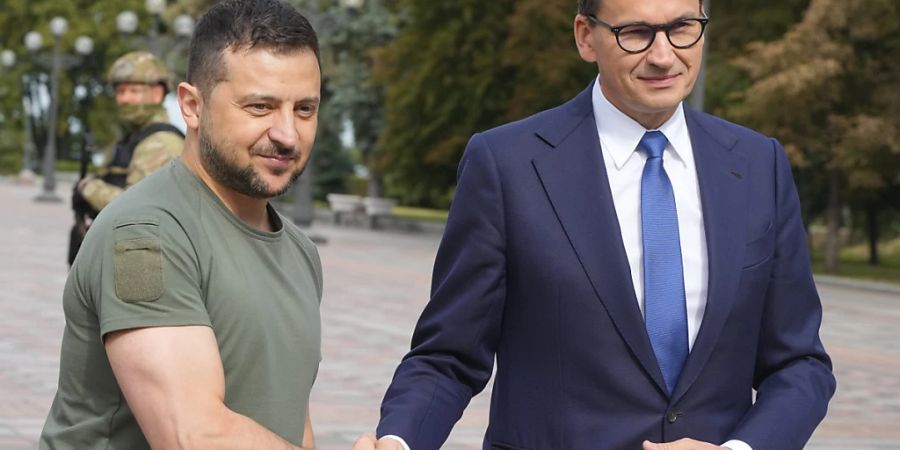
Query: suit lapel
532 84 668 396
671 108 748 403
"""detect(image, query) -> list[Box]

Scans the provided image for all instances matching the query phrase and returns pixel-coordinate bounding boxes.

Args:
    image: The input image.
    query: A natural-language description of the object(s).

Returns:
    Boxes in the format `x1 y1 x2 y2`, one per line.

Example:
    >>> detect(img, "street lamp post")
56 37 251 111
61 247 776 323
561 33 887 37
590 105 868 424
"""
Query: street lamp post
145 0 167 57
28 19 96 202
22 32 44 183
34 17 69 202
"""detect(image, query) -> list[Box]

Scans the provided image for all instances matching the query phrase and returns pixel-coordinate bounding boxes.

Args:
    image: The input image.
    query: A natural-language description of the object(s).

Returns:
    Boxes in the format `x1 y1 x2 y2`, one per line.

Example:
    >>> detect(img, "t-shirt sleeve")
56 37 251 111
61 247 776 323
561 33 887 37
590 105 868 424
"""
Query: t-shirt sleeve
90 214 211 336
311 243 323 304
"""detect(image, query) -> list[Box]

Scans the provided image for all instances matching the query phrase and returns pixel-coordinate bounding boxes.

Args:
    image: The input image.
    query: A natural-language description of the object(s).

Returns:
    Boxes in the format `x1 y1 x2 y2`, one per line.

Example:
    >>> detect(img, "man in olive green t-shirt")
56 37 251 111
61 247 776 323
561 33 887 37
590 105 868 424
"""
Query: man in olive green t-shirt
40 1 325 448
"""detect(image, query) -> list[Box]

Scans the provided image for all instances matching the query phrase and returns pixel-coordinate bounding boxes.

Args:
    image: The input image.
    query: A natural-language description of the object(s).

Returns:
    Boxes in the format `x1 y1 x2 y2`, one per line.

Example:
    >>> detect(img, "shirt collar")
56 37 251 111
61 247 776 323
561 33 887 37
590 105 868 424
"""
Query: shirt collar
591 77 692 170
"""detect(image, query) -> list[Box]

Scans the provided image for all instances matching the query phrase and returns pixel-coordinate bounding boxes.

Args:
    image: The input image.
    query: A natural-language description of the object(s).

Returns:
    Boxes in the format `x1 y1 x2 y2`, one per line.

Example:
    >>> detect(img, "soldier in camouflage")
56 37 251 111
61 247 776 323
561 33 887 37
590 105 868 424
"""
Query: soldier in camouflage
69 51 184 264
77 51 184 212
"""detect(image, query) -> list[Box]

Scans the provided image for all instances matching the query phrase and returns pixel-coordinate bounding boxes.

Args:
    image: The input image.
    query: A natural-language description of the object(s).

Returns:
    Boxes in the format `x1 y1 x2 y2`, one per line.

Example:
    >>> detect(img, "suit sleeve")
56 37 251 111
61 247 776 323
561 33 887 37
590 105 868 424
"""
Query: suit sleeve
730 139 836 449
377 133 507 450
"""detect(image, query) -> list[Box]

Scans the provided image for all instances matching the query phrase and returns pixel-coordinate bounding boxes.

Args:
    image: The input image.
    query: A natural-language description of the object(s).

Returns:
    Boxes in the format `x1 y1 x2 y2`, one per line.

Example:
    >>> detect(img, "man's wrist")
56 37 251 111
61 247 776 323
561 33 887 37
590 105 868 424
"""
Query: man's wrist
721 439 753 450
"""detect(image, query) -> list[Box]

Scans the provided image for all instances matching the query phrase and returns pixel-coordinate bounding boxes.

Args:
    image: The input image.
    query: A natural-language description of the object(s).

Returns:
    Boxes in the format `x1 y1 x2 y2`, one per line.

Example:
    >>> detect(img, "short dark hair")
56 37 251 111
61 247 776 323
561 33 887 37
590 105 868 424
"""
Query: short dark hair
186 0 320 96
577 0 704 16
577 0 599 15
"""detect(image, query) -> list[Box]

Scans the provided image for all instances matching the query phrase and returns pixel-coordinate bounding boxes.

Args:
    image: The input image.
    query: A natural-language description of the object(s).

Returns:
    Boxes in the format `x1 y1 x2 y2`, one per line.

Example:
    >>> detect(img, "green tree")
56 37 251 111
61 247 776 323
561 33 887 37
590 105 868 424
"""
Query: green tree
375 0 597 208
729 0 900 271
318 0 396 198
703 0 811 116
502 0 595 121
311 96 355 200
374 0 515 207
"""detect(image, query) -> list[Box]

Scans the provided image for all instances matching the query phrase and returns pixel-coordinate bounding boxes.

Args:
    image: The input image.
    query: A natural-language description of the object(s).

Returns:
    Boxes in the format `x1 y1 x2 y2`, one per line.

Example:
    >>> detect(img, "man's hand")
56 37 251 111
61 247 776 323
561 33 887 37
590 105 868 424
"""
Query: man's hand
77 177 88 191
351 433 405 450
643 439 725 450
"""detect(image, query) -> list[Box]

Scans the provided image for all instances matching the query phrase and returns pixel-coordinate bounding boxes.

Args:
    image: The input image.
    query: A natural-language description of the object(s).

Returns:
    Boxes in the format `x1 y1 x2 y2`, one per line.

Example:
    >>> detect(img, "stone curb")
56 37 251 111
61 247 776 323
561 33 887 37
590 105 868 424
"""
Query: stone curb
814 274 900 296
311 208 446 235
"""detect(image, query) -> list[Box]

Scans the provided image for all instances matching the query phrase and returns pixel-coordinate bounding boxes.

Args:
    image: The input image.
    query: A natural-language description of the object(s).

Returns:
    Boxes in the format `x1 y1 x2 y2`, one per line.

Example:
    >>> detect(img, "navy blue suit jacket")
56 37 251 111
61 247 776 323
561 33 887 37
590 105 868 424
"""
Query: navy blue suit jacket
377 83 835 450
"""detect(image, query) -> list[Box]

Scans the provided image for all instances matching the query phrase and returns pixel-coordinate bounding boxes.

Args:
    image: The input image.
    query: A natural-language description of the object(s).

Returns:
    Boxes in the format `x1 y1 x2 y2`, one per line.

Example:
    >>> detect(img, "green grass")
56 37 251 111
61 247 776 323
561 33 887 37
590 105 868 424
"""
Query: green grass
810 236 900 284
55 160 85 173
392 206 449 223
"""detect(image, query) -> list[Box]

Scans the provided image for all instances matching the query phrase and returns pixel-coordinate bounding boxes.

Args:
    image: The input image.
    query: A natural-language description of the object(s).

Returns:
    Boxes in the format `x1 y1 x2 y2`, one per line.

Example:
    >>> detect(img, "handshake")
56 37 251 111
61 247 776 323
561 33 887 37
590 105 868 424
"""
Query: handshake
351 433 406 450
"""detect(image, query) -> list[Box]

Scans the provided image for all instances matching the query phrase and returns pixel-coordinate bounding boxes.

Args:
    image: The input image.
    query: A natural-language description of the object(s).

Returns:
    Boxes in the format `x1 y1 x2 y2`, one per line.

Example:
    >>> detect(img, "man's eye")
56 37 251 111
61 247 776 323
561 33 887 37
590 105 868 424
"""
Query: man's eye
248 104 271 113
297 105 318 116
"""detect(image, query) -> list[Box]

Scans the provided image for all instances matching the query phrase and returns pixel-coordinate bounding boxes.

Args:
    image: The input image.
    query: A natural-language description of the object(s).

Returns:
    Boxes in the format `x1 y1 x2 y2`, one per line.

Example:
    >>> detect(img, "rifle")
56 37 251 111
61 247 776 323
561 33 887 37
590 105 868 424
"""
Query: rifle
68 126 98 265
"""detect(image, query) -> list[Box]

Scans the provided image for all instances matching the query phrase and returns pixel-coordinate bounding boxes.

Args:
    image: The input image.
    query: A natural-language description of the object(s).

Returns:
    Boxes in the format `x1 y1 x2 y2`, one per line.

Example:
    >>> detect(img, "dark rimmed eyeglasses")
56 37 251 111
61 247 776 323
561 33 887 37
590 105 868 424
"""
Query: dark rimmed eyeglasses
584 14 709 54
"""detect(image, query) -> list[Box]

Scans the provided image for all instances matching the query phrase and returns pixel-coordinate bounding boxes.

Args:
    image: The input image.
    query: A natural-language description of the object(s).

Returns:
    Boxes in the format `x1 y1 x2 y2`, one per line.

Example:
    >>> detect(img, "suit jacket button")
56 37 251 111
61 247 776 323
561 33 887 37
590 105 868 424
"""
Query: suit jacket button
667 411 680 423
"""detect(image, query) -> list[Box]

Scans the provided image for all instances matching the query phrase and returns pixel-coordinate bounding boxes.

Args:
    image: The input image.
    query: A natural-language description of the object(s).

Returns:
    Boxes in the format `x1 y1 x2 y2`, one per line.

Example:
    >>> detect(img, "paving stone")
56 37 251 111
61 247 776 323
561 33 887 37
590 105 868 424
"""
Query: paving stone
1 178 898 449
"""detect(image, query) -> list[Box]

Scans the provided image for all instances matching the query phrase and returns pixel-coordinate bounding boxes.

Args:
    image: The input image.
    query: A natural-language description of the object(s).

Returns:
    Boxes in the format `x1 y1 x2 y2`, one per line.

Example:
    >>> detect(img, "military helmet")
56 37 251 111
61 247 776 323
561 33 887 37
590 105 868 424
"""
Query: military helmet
107 51 172 92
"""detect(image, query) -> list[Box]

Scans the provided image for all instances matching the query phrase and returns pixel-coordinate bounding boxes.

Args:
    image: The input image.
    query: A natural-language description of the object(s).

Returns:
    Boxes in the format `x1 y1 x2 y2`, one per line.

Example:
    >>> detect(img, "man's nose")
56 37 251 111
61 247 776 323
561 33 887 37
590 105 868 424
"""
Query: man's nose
645 31 677 68
267 108 298 149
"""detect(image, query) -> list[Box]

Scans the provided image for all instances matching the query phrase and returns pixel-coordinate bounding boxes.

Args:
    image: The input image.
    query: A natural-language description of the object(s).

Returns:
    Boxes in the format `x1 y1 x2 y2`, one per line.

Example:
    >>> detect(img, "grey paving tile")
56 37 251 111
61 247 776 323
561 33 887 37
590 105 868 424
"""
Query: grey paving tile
1 178 898 449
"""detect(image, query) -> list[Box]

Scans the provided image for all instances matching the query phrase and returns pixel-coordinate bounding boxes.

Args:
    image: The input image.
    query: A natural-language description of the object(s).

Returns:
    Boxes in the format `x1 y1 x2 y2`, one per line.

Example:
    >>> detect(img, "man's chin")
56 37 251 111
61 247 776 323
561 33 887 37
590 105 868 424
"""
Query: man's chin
257 174 301 198
644 88 690 107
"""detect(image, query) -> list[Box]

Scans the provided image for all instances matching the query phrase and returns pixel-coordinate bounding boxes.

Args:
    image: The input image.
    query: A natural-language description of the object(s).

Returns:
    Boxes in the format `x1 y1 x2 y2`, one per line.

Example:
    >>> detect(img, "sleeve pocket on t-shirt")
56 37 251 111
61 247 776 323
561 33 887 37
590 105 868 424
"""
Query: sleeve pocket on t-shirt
114 237 164 303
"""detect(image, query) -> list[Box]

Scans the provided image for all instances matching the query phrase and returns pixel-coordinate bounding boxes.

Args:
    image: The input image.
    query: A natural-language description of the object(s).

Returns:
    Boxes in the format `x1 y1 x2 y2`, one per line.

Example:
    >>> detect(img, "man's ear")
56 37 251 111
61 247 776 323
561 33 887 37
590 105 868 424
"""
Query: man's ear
574 15 599 63
177 82 203 131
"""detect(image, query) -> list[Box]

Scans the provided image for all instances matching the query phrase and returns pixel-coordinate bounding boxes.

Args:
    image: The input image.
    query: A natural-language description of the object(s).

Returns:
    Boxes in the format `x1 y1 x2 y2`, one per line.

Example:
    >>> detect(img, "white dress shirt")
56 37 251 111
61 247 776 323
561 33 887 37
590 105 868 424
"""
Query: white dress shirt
593 80 751 450
592 80 709 350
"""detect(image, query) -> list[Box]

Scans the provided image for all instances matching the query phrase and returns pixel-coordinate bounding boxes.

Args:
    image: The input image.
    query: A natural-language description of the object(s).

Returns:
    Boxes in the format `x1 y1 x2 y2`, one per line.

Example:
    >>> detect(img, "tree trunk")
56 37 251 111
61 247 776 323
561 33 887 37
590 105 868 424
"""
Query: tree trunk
824 169 841 273
867 204 880 265
366 152 384 198
367 175 384 198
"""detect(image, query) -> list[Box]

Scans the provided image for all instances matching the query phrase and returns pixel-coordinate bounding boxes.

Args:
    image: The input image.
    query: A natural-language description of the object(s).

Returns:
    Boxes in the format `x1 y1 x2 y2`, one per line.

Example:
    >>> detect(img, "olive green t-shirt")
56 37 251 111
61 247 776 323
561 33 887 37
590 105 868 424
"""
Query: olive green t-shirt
40 159 323 449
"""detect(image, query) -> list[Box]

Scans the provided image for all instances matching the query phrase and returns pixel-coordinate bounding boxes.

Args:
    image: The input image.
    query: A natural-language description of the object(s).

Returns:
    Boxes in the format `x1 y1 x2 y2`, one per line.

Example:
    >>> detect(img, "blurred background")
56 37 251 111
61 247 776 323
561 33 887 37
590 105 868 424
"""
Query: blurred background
0 0 897 278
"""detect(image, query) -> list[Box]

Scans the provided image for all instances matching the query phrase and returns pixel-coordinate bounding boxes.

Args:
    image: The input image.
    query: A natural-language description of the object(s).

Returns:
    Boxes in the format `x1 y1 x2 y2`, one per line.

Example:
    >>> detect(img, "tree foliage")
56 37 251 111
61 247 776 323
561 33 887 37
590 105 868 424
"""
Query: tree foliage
373 0 517 207
318 0 397 197
728 0 900 268
703 0 811 116
502 0 596 121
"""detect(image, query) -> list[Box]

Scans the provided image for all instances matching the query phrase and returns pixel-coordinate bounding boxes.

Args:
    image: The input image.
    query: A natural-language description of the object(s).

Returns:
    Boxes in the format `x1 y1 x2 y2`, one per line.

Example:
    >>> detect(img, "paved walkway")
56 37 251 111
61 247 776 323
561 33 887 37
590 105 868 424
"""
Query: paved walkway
0 179 898 449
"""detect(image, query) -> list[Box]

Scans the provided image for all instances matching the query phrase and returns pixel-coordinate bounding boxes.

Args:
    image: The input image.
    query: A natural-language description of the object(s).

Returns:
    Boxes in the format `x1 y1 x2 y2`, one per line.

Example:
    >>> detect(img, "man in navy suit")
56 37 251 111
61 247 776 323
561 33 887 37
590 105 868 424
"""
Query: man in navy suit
355 0 835 449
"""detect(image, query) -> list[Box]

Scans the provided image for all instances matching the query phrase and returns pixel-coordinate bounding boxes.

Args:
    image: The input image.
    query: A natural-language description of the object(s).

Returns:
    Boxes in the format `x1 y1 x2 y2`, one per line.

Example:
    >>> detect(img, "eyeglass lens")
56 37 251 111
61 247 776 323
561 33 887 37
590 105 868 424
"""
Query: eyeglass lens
617 20 704 52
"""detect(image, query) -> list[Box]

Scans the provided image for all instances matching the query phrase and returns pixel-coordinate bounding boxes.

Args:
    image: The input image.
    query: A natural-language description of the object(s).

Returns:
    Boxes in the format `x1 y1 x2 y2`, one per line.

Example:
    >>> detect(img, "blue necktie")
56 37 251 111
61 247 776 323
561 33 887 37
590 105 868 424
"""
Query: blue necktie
639 131 689 395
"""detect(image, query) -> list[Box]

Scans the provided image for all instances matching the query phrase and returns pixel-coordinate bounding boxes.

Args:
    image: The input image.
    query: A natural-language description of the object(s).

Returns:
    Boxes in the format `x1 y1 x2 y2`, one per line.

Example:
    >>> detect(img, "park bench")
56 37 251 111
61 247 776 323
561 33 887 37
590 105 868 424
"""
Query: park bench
362 196 397 229
326 194 398 229
326 193 364 225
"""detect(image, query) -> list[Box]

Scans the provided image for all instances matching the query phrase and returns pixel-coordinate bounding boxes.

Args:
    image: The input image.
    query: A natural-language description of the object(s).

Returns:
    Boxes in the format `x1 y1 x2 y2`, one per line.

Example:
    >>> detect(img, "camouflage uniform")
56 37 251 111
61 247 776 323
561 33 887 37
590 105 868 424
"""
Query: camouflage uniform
80 109 183 211
79 51 184 212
